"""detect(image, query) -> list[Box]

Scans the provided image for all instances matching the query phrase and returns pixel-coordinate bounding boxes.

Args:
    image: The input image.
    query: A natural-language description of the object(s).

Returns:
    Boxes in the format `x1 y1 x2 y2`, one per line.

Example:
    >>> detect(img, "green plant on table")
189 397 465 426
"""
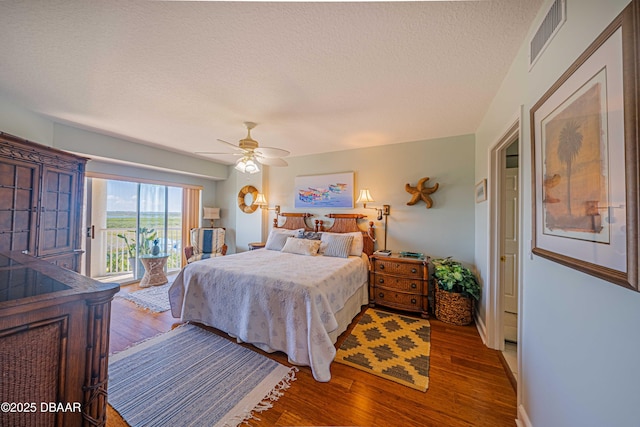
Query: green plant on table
432 257 481 300
116 227 158 258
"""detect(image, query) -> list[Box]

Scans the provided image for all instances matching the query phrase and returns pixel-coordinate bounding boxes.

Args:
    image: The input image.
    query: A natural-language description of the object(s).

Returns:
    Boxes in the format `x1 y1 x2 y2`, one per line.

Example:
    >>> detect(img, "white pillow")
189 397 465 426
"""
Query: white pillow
321 231 363 256
281 237 321 256
321 233 354 258
265 228 299 251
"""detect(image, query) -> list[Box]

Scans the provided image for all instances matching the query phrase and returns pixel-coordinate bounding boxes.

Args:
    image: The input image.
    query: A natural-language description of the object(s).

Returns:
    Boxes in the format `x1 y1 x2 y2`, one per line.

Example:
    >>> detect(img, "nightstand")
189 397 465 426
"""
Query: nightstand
369 253 430 318
248 242 266 250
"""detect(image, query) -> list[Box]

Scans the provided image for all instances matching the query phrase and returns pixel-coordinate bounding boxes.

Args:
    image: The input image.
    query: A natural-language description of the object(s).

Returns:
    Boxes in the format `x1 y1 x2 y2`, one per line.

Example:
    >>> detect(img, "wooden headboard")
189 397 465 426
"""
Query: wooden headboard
273 212 316 231
322 214 375 257
274 212 376 257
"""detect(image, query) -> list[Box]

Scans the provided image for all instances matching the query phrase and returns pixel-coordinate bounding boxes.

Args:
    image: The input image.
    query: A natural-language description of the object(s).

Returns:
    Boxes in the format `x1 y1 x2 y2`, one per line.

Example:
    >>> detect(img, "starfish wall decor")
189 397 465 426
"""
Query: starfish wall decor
405 177 439 209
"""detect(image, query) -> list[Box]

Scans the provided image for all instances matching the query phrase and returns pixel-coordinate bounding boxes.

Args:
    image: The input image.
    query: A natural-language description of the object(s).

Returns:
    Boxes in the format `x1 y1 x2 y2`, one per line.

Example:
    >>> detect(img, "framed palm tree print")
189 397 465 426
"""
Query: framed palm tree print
530 1 639 291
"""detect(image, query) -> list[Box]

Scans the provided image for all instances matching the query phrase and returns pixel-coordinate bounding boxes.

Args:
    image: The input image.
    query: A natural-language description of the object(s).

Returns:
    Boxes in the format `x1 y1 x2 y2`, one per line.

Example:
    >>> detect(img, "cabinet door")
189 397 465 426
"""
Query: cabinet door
38 166 79 256
0 157 39 254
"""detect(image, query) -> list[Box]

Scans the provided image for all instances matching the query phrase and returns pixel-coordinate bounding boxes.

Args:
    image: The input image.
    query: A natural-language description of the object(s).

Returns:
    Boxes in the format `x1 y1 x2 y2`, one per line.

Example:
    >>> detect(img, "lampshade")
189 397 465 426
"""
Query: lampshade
235 156 260 174
203 207 220 220
254 193 268 207
355 189 375 204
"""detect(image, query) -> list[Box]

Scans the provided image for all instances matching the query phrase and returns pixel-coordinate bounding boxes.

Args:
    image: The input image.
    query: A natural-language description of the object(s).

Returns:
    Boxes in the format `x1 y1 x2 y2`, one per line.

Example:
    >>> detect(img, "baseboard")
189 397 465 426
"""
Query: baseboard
516 404 532 427
497 350 517 392
474 310 488 345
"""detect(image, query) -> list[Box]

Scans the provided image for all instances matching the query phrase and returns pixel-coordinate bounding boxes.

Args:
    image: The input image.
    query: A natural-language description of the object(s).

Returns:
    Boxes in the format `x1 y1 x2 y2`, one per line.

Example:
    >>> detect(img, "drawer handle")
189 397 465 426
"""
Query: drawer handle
379 292 384 298
379 278 384 284
411 268 417 273
379 265 385 270
411 283 417 289
411 298 417 304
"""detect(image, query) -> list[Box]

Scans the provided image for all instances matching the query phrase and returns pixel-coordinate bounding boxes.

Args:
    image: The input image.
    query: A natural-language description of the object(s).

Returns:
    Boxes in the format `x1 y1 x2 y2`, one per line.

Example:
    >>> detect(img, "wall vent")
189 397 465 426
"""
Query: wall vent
529 0 566 69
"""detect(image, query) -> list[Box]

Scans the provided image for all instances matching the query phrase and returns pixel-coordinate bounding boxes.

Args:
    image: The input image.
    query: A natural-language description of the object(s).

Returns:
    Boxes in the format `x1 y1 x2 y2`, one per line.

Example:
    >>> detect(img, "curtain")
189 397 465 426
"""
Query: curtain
181 187 201 267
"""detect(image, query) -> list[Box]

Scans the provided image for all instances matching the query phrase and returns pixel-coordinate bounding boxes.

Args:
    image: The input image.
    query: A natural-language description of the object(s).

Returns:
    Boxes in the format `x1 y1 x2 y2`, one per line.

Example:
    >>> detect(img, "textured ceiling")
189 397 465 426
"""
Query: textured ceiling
0 1 542 165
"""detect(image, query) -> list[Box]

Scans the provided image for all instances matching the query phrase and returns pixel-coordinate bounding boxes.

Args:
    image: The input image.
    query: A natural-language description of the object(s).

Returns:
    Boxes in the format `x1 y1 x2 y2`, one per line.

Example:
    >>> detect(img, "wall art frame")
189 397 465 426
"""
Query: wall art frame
475 179 487 203
294 172 354 209
530 0 639 291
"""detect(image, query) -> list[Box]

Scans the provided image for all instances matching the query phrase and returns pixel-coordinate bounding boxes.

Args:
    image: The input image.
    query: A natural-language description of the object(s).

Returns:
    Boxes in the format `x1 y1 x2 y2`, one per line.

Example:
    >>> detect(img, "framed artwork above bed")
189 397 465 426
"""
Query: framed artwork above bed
294 172 354 208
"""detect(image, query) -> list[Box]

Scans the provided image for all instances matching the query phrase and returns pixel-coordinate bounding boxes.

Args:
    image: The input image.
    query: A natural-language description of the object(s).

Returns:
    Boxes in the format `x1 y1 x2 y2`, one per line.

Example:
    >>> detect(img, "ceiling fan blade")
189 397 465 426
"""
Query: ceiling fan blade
256 156 288 167
216 138 246 152
195 151 243 156
255 146 290 158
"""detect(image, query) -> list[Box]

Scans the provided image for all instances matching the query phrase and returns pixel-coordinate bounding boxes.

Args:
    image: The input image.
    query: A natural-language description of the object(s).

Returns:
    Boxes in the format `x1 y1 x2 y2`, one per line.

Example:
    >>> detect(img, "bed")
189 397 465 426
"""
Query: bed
168 213 375 382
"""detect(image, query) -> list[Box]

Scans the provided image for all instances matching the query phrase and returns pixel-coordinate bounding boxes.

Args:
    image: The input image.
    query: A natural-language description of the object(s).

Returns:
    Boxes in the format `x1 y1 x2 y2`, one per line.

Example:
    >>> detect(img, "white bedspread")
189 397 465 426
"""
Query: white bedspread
168 249 368 382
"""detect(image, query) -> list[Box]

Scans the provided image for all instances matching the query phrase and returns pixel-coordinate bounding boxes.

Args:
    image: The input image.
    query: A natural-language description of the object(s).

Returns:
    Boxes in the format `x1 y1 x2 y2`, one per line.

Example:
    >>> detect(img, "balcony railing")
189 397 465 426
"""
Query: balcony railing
99 227 182 276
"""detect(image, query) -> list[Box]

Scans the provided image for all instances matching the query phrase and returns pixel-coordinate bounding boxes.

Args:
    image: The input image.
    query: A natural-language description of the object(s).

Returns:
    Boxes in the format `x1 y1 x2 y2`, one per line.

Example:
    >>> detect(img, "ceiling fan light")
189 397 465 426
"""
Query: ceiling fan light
234 156 260 174
234 159 246 173
245 159 260 174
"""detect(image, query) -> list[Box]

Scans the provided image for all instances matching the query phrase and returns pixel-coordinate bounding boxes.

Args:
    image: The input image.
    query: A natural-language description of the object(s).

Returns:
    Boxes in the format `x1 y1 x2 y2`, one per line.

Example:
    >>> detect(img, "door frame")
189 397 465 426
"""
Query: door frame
84 177 93 277
486 110 525 406
487 113 523 350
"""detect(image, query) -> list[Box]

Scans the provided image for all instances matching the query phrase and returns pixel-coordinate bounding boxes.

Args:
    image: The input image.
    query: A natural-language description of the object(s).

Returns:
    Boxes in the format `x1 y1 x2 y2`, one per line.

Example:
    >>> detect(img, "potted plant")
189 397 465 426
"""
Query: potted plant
431 257 481 325
116 227 157 279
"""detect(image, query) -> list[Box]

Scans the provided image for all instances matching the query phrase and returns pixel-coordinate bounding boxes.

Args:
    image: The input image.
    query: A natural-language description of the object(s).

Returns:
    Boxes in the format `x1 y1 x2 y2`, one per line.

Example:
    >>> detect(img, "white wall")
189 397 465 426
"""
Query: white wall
261 134 476 263
475 0 640 425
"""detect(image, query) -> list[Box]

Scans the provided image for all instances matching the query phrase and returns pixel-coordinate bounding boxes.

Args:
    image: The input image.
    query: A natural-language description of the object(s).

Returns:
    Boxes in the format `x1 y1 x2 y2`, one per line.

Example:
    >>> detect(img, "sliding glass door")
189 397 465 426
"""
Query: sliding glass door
86 178 183 283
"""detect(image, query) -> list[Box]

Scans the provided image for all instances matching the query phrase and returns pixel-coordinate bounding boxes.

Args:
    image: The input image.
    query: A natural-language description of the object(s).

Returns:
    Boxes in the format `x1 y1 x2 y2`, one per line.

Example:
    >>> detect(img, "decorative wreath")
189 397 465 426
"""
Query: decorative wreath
237 185 259 214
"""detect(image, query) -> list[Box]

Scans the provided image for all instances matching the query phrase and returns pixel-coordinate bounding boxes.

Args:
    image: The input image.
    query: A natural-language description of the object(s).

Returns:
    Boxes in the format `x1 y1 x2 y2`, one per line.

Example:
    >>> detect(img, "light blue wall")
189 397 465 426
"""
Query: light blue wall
0 94 226 238
262 134 476 264
0 97 54 144
475 0 639 425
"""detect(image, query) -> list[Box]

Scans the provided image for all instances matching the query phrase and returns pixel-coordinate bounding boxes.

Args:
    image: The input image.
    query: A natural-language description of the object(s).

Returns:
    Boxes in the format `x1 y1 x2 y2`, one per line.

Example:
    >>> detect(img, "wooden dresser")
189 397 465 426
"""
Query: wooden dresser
369 253 430 318
0 132 88 272
0 251 119 427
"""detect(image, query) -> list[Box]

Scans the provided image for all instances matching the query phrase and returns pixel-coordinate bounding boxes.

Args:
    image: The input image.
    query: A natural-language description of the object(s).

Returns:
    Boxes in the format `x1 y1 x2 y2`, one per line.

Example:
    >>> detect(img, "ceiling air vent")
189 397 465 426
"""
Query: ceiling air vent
530 0 566 69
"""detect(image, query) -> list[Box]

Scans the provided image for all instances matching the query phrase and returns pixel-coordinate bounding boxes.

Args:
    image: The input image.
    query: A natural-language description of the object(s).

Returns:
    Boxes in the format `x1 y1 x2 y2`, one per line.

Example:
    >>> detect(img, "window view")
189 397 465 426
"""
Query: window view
88 178 183 282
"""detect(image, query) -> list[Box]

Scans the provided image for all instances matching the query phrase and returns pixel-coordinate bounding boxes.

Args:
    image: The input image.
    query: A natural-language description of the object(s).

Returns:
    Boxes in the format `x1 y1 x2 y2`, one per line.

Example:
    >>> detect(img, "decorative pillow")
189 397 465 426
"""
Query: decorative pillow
321 231 363 256
321 233 354 258
281 237 321 256
297 230 323 240
265 229 298 251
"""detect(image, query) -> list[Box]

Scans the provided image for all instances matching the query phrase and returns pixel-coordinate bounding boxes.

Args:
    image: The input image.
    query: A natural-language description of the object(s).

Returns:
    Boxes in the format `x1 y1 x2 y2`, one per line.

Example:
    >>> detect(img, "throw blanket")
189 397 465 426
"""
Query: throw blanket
169 250 368 382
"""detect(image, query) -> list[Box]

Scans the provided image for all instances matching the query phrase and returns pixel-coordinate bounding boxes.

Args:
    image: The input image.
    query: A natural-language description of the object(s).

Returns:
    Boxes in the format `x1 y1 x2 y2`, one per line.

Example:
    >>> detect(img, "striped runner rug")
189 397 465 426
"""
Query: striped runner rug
108 324 297 427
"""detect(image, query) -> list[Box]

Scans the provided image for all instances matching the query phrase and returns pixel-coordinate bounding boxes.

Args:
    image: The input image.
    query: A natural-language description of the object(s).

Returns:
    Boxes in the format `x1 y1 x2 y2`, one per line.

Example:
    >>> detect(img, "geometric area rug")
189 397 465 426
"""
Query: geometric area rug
108 324 297 427
335 308 430 391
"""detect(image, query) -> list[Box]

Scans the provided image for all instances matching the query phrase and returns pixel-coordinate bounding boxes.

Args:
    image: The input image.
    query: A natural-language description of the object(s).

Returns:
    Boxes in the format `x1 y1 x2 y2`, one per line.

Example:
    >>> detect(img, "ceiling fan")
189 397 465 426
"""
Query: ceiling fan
196 121 289 174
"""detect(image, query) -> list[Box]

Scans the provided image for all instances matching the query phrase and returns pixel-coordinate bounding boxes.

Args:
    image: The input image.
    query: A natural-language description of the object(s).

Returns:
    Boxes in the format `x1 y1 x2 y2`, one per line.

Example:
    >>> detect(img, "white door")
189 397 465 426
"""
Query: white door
502 167 519 342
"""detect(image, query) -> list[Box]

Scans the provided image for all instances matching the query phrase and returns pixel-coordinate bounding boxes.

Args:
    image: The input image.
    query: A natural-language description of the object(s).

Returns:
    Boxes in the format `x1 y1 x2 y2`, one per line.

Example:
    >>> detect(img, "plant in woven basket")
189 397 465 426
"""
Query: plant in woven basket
432 257 480 300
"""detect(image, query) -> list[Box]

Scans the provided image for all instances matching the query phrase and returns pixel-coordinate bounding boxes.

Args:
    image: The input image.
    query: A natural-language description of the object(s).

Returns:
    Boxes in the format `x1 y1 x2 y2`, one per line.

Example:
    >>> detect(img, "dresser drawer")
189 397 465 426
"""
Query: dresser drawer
374 289 423 311
373 259 425 279
372 274 424 293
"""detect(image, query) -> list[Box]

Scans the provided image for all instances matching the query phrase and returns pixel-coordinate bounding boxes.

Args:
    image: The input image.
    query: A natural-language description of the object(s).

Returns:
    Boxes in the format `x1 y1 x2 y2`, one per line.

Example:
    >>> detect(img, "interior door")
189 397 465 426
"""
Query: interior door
502 167 519 342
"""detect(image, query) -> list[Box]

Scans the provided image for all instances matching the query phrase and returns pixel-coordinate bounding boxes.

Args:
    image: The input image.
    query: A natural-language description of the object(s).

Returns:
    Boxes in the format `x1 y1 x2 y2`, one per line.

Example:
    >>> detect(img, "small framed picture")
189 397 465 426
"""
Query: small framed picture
475 179 487 203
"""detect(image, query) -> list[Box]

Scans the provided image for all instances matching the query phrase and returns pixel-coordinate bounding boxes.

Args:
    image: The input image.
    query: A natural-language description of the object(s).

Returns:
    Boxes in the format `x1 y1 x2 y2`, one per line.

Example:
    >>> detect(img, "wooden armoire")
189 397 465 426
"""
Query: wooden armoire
0 132 87 272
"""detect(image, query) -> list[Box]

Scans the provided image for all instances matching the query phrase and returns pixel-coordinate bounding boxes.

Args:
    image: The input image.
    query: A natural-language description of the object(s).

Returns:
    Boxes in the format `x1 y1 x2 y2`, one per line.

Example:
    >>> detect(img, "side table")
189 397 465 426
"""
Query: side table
139 254 169 287
248 242 266 250
369 253 430 318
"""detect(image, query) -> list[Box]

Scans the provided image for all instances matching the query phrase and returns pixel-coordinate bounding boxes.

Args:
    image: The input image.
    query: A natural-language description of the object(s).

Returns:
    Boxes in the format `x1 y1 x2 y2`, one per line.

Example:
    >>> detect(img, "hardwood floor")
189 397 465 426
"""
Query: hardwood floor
107 282 517 427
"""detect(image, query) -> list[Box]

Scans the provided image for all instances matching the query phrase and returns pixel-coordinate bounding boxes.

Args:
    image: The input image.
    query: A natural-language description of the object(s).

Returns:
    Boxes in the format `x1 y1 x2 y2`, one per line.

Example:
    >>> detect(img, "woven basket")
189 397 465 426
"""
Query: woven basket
435 285 475 325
